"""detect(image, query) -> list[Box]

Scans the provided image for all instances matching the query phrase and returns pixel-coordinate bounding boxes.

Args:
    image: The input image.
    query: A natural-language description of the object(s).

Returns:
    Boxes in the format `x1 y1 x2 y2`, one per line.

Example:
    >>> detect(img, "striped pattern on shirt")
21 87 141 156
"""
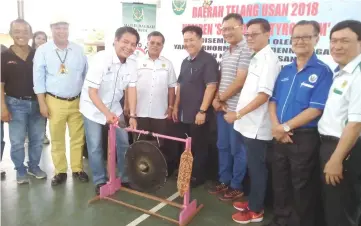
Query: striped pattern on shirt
219 39 252 111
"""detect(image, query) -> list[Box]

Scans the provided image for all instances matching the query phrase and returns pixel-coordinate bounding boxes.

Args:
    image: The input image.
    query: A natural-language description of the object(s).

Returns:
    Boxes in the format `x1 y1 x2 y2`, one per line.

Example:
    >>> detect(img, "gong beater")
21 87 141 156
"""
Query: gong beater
125 140 168 192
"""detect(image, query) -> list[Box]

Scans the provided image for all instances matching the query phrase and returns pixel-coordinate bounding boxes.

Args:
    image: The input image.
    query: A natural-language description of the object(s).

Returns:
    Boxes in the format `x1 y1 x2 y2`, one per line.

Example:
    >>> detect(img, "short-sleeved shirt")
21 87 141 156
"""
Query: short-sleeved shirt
219 38 252 111
270 53 333 128
318 53 361 138
234 45 281 140
33 40 87 98
1 46 36 97
136 55 177 119
177 49 219 124
79 49 137 125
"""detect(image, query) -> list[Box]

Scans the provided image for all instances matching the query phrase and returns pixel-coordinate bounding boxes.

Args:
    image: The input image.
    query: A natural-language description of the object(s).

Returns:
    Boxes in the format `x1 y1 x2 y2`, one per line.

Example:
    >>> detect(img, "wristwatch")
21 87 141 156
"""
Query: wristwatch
282 123 291 132
199 109 206 114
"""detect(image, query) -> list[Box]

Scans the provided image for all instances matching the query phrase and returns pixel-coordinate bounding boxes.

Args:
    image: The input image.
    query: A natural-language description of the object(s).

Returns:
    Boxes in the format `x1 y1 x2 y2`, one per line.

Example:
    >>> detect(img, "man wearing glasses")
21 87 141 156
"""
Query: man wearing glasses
208 13 251 202
267 20 333 226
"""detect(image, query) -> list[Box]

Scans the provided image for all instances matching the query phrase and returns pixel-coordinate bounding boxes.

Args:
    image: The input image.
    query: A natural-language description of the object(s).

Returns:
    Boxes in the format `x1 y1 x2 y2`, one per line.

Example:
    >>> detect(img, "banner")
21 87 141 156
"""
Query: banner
122 3 157 58
160 0 361 74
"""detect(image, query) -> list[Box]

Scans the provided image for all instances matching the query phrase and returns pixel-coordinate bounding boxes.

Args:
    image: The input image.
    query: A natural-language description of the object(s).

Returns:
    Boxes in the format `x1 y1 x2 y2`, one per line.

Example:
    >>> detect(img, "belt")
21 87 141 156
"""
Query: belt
320 135 339 142
7 95 37 101
292 128 318 134
46 92 80 101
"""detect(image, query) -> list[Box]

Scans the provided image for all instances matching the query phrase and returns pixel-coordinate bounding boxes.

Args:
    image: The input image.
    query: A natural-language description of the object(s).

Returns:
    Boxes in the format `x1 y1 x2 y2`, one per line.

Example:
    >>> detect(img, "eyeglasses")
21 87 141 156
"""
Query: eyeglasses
221 25 242 33
291 34 317 42
148 41 163 47
244 33 263 39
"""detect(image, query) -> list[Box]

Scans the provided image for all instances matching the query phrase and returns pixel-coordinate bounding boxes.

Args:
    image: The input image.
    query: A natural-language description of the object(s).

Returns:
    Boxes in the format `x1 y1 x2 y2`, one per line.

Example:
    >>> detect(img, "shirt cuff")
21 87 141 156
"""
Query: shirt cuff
128 82 136 88
258 87 273 96
348 113 361 122
33 87 46 94
270 97 277 102
85 79 100 89
168 82 177 88
309 102 325 110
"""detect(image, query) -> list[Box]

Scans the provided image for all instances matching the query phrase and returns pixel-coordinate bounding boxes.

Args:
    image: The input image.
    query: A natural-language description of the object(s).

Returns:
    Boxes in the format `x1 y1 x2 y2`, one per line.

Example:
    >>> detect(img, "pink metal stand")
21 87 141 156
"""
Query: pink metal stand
88 124 203 226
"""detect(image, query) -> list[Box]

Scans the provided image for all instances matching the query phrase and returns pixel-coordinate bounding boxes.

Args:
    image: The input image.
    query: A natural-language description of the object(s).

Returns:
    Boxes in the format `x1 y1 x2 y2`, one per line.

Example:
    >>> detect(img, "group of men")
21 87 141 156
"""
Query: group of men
1 12 360 226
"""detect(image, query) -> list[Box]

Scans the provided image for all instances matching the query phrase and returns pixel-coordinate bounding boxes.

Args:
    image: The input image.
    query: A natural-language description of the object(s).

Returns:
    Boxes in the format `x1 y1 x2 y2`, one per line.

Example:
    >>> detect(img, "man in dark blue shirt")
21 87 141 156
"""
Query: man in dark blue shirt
172 26 218 187
266 20 333 226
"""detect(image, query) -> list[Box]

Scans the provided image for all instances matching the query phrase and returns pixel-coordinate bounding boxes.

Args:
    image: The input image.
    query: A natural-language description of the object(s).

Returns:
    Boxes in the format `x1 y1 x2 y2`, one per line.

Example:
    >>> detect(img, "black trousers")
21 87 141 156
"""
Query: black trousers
271 130 321 226
320 136 361 226
136 117 167 145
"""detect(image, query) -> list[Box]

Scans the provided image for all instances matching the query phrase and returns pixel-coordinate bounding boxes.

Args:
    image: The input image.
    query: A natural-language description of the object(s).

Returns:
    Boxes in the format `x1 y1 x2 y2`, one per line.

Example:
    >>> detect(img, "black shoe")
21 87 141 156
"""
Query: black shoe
72 171 89 182
121 182 131 189
51 173 67 186
95 183 107 195
190 177 205 188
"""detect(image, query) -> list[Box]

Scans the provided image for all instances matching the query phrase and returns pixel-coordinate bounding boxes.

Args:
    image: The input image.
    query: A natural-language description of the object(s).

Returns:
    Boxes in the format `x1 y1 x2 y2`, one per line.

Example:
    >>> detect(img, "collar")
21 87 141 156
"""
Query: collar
146 53 161 61
291 52 319 69
8 45 34 56
187 48 204 61
252 44 271 60
334 53 361 74
51 40 72 51
111 47 127 64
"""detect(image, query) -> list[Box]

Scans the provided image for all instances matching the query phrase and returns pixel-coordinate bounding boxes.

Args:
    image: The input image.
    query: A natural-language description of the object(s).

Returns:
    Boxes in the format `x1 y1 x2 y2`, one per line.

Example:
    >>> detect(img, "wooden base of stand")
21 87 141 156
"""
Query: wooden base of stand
88 187 204 226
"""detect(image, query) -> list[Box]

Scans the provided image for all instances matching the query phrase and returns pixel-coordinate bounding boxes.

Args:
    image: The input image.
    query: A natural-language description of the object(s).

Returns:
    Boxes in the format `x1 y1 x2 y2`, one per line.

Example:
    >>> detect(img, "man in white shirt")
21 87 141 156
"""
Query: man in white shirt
223 18 281 224
318 20 361 226
79 26 138 195
135 31 176 145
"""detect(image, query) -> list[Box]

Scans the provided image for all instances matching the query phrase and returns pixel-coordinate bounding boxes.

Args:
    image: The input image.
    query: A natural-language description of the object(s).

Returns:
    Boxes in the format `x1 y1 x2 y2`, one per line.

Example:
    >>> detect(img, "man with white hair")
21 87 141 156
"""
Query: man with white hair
33 15 89 186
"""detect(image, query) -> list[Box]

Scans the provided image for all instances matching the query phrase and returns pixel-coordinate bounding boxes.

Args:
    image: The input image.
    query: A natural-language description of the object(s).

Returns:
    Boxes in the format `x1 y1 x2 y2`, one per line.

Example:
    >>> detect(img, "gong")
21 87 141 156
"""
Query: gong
125 140 168 192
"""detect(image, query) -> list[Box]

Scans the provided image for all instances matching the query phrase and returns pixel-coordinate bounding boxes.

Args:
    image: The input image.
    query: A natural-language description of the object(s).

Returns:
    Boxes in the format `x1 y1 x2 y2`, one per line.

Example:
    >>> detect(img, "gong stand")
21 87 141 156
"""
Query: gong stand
88 124 204 226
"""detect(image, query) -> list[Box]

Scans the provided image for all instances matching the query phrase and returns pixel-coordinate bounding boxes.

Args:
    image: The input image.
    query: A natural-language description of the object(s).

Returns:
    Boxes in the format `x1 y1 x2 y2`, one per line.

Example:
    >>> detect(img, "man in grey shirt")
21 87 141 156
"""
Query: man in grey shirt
208 13 252 201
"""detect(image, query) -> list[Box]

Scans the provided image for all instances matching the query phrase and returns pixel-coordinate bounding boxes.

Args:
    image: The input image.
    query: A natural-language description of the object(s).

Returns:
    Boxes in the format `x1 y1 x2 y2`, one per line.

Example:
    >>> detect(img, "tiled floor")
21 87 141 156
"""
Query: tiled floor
1 123 272 226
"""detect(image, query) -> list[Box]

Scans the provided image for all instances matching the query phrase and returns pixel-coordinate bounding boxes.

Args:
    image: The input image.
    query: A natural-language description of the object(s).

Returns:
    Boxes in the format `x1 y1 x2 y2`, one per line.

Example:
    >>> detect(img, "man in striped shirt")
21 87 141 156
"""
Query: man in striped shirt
208 13 252 201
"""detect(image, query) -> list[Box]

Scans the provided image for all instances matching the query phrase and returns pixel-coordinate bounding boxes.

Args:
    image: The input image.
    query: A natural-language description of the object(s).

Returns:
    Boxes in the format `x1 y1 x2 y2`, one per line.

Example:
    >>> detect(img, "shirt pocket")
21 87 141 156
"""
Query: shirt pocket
156 66 169 86
295 83 314 107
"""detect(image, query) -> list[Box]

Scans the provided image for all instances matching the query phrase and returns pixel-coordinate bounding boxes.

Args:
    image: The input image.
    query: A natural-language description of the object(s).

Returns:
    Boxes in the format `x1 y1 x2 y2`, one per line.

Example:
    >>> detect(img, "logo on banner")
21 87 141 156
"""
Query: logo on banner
308 74 318 83
172 0 187 15
132 6 144 22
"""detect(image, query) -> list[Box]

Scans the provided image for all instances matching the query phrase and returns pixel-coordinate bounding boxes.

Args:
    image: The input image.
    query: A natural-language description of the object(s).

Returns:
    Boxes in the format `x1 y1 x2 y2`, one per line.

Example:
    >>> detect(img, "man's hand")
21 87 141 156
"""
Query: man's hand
105 112 118 124
272 124 293 143
172 107 179 123
39 103 50 118
324 155 344 186
224 111 237 124
195 112 206 125
212 98 222 112
129 117 137 130
1 107 12 122
165 107 173 120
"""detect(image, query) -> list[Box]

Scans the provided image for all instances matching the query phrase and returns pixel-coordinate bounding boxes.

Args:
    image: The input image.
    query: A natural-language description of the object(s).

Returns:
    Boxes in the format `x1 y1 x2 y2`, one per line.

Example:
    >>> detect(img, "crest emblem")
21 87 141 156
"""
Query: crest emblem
308 74 318 83
341 80 348 88
143 64 147 67
162 63 166 68
172 0 187 15
132 6 144 22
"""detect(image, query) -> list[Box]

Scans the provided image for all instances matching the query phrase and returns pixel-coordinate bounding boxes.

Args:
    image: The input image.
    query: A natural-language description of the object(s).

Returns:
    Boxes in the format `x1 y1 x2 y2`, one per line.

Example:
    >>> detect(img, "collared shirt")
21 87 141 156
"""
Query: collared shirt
270 53 333 128
234 45 281 140
219 38 252 111
136 55 177 119
33 40 87 98
79 49 137 125
1 46 36 97
318 53 361 138
177 49 219 124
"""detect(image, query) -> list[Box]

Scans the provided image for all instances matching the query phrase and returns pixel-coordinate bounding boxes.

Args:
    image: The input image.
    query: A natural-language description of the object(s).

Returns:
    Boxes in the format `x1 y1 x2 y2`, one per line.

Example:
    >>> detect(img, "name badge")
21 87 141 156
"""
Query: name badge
333 88 343 95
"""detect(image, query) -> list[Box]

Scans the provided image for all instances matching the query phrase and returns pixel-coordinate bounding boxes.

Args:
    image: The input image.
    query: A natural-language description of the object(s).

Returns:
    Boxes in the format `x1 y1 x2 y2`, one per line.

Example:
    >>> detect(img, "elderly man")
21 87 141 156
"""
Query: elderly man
80 26 138 194
1 19 46 184
172 25 218 187
135 31 176 141
33 16 88 186
267 20 333 226
318 20 361 226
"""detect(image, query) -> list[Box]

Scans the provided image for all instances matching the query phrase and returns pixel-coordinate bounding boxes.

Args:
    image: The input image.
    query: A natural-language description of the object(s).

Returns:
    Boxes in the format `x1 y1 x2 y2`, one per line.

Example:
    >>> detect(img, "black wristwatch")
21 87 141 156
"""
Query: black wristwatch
199 109 206 114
